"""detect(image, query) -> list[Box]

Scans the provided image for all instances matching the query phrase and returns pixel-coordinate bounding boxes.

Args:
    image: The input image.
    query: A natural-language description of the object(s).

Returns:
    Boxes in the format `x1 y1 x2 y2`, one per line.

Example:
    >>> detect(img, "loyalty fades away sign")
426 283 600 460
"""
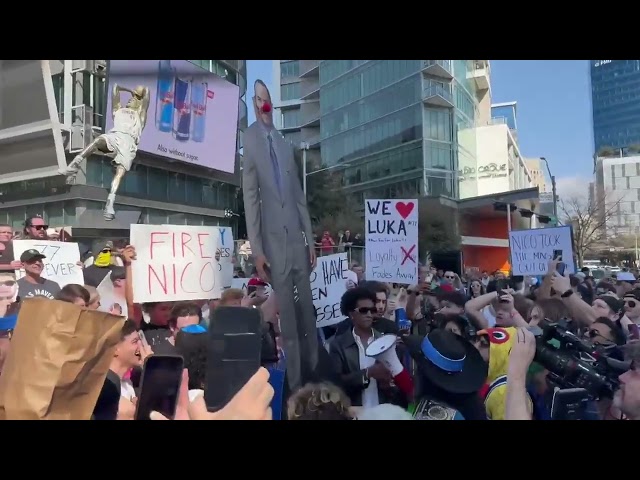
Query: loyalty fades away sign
130 224 223 303
365 199 419 284
509 225 575 276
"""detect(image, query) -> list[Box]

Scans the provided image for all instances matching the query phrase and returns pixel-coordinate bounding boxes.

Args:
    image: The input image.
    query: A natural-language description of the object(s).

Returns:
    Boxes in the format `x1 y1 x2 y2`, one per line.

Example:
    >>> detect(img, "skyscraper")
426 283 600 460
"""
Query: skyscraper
273 60 487 206
591 60 640 154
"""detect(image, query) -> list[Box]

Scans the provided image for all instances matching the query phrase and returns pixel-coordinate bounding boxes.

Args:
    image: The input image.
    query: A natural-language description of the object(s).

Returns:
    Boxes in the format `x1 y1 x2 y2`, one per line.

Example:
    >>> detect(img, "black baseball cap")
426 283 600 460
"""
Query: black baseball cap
20 249 45 263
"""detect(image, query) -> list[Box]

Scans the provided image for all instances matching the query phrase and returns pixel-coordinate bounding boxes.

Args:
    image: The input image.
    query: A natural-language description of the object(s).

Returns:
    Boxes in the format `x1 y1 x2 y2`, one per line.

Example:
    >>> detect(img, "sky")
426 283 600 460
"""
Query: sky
246 60 594 200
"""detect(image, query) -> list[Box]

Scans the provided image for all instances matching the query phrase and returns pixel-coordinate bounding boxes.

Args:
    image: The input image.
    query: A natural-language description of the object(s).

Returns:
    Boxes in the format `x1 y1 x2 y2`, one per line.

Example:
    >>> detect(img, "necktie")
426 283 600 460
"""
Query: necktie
268 132 282 196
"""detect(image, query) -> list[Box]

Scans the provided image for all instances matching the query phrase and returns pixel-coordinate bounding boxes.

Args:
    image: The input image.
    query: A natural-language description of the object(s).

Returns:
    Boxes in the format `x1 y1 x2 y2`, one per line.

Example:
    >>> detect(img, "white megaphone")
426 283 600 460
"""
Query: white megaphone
365 334 414 398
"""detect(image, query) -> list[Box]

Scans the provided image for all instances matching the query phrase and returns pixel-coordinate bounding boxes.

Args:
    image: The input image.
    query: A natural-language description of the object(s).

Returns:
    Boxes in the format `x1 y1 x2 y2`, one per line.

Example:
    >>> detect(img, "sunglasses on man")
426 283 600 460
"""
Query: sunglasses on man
28 225 48 231
587 329 614 343
354 307 377 315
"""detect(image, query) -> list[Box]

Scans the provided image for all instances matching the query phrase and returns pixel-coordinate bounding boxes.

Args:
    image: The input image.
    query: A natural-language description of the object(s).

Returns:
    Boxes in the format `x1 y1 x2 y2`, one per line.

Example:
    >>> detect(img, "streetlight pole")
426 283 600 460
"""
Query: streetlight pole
540 157 558 221
300 141 309 195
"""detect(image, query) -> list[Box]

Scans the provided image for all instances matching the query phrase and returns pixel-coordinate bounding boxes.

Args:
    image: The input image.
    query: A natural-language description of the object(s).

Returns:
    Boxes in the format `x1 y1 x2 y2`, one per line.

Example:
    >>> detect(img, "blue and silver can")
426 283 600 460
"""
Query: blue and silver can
172 77 191 141
191 80 208 143
154 60 174 132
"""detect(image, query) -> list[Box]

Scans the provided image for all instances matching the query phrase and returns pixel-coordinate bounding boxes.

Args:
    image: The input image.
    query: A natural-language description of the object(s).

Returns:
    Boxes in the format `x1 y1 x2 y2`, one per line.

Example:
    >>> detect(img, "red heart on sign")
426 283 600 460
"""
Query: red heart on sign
395 201 415 219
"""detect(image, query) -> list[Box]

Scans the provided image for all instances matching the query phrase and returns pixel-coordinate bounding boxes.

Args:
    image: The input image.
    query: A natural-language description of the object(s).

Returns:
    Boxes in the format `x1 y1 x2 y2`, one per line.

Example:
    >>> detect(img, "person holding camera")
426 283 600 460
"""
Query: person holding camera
505 327 640 421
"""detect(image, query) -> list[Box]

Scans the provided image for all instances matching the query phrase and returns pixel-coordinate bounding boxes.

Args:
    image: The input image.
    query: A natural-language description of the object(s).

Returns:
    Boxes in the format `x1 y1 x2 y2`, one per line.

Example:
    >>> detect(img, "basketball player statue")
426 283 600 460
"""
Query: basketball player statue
59 83 150 220
242 79 318 392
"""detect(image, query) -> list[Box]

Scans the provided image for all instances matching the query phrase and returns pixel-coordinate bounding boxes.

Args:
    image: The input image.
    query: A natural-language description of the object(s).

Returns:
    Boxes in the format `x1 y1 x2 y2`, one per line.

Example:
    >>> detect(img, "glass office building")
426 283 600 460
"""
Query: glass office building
591 60 640 153
314 60 479 206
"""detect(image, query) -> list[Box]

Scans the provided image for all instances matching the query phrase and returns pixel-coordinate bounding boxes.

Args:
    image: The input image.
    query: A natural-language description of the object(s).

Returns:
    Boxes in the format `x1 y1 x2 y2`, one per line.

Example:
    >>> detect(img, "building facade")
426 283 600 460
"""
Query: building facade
524 157 547 193
459 95 533 199
0 60 246 249
595 154 640 235
591 60 640 154
459 122 533 198
273 60 488 207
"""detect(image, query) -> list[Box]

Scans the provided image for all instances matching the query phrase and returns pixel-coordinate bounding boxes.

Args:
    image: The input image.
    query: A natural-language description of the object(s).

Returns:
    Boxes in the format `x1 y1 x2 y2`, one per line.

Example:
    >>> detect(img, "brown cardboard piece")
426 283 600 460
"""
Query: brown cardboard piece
0 298 124 420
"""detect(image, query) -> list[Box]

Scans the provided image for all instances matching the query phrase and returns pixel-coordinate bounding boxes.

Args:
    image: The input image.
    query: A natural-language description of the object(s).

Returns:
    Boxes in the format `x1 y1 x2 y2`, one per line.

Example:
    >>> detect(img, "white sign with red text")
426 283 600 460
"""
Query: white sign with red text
365 199 419 284
130 224 222 303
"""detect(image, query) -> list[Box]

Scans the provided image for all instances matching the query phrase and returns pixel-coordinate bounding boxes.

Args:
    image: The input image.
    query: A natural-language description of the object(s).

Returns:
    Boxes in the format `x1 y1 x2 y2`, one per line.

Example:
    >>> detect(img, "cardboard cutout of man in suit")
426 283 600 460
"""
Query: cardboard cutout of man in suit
242 79 318 391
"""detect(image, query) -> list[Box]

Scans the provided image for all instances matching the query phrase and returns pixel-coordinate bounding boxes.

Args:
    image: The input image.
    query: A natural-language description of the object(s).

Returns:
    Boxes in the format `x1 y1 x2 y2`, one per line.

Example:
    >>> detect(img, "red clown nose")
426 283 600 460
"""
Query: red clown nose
261 102 272 113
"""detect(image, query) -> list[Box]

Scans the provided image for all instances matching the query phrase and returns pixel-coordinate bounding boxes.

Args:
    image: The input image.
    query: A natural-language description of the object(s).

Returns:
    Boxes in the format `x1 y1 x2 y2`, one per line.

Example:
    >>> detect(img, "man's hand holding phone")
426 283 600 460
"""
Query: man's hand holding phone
154 367 274 421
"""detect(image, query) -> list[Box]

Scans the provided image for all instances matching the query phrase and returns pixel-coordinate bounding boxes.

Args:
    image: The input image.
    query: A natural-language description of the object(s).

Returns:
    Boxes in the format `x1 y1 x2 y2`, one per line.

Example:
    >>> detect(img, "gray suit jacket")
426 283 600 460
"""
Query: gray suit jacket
242 121 314 274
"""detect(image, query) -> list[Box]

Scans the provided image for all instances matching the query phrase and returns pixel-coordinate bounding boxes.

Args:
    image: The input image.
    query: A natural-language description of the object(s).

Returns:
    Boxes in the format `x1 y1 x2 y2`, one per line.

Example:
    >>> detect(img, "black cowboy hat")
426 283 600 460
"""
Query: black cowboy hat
403 329 487 395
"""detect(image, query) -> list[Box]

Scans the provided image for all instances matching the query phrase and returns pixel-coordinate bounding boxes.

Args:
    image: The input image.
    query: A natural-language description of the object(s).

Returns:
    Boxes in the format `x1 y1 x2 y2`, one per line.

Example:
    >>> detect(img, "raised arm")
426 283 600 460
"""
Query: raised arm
139 87 151 127
112 83 122 117
242 137 265 259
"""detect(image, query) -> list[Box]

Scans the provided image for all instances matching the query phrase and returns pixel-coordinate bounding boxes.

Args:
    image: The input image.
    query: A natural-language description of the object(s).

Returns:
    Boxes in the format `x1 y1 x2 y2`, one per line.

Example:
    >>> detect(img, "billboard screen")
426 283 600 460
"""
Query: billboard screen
106 60 239 174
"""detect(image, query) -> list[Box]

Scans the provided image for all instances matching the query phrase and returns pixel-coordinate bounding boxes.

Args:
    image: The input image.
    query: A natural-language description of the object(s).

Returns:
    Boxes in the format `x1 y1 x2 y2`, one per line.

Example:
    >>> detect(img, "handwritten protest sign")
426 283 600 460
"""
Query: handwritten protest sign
216 227 233 289
12 240 84 287
231 277 272 296
96 273 128 318
365 199 419 284
231 278 248 291
164 225 233 289
509 225 575 276
130 225 221 303
311 253 350 328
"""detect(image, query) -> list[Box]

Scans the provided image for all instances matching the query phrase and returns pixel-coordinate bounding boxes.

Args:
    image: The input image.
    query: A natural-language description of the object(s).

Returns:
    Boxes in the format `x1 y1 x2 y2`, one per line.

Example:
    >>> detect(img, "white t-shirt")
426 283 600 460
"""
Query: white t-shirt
352 329 379 408
121 379 135 400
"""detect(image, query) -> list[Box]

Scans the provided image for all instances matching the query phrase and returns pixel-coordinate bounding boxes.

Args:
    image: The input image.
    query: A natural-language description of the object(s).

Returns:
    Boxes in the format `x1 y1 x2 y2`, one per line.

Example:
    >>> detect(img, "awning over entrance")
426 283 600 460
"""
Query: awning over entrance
73 208 141 238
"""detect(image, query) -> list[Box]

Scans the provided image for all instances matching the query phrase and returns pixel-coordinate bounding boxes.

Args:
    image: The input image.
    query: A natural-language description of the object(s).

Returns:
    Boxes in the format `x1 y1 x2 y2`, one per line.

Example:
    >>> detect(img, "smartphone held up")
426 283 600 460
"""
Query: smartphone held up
553 249 566 276
134 355 184 421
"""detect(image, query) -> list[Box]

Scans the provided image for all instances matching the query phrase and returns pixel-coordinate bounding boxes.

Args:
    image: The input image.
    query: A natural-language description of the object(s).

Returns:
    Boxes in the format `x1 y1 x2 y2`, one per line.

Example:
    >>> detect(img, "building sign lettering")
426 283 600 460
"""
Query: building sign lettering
594 60 612 67
458 163 508 182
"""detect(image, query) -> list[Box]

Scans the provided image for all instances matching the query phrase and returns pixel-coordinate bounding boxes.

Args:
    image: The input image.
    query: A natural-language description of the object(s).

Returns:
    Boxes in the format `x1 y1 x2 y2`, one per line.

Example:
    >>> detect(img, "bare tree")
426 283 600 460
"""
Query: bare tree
560 190 622 266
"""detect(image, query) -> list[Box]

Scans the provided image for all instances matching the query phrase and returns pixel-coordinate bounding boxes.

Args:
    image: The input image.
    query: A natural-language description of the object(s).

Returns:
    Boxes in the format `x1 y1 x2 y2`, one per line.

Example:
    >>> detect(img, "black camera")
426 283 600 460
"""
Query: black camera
531 319 630 400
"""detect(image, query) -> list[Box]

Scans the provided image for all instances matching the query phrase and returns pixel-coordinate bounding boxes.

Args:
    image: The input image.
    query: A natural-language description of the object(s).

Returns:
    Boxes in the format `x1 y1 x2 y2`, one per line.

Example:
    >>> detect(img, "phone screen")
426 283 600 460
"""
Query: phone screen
205 306 262 412
550 388 589 420
553 249 563 261
556 262 566 276
134 355 184 420
247 285 257 295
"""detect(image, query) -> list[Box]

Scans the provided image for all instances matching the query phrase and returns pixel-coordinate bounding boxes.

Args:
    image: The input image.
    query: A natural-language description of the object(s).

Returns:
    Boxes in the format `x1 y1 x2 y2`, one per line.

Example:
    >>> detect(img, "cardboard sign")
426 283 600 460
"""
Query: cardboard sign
509 226 575 276
13 240 84 287
96 273 128 318
365 199 419 284
0 298 124 420
164 224 233 290
130 225 223 303
311 253 350 328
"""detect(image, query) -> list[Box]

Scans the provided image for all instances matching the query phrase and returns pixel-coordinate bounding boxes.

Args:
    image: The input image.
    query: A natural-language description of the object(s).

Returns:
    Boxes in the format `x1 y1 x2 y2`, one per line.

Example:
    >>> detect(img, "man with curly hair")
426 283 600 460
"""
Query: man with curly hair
287 382 353 420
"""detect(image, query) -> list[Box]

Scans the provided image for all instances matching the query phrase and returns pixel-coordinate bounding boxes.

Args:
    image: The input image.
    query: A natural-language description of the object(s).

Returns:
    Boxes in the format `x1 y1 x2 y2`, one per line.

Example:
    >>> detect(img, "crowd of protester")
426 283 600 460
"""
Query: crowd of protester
1 214 639 420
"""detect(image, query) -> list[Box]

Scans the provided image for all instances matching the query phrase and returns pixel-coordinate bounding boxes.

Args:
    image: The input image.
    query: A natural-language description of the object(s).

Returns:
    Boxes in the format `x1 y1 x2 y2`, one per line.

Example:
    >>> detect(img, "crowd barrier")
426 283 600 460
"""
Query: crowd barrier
232 240 366 273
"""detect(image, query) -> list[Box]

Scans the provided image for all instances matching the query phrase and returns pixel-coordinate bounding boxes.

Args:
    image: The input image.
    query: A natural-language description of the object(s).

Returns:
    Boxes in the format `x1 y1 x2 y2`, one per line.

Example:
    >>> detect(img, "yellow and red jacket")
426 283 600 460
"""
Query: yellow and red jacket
477 327 532 420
